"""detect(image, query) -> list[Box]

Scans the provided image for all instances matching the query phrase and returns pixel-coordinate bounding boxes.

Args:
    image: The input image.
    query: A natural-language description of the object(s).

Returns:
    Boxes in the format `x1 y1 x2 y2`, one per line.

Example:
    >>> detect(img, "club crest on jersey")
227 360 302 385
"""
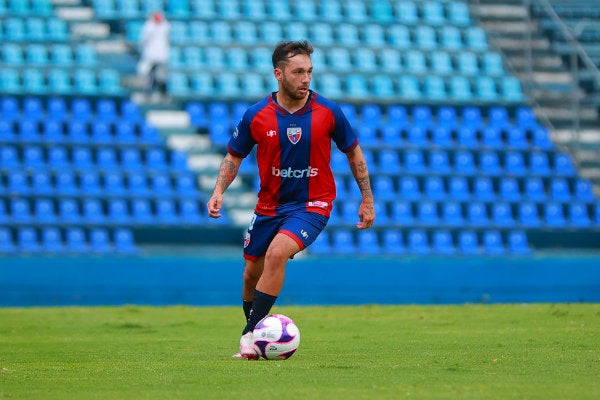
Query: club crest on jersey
287 127 302 144
243 232 251 248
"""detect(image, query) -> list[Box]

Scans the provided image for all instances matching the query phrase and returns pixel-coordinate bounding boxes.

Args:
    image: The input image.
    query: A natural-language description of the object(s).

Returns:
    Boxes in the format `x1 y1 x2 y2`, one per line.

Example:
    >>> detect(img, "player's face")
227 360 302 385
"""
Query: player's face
277 54 312 101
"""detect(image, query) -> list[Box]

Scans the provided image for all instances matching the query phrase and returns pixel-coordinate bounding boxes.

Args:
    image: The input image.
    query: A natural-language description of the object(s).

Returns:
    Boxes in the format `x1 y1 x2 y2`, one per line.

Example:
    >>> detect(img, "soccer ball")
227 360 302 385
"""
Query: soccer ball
252 314 300 360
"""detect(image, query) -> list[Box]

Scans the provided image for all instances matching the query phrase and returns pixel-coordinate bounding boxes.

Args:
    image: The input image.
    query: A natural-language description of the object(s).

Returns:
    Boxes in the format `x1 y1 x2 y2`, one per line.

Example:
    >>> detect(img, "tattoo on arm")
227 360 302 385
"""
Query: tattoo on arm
350 160 373 201
216 158 238 193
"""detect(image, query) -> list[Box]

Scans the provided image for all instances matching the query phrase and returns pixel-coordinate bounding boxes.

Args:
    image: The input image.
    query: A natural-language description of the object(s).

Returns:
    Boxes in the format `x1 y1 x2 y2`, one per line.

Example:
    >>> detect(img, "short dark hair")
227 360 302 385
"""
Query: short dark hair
272 40 314 69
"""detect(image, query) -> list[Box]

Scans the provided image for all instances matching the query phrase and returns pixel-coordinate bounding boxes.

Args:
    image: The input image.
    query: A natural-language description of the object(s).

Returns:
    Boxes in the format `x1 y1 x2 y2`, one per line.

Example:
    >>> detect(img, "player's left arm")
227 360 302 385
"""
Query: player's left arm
345 144 375 229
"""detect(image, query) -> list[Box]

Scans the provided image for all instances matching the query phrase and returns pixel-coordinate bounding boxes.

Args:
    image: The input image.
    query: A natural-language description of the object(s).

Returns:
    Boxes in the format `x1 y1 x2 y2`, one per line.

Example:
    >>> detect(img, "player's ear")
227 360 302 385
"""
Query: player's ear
274 67 283 81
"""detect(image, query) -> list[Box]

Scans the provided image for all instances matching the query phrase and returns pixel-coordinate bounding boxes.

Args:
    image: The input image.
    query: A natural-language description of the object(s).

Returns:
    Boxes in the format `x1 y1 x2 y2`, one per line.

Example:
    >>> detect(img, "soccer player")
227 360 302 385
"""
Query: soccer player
206 40 375 359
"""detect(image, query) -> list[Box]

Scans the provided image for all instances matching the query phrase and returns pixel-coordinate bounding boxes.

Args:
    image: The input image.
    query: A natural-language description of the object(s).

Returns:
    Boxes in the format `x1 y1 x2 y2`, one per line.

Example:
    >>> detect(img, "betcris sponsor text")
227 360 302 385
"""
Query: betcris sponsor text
272 166 318 178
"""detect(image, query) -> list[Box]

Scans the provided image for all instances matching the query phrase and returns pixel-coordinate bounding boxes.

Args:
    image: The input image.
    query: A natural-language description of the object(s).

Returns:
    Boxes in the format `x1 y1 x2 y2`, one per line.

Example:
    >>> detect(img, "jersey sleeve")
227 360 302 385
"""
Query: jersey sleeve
227 111 255 158
330 104 359 153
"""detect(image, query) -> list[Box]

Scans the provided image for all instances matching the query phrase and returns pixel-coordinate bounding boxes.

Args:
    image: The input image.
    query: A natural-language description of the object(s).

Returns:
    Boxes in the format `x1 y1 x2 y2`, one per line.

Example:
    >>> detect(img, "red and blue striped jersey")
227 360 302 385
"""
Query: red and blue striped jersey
227 91 358 217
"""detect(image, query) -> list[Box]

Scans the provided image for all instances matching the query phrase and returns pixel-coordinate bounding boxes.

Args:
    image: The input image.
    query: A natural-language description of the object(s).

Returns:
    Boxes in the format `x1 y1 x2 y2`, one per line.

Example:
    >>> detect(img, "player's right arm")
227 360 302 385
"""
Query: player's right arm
206 152 243 218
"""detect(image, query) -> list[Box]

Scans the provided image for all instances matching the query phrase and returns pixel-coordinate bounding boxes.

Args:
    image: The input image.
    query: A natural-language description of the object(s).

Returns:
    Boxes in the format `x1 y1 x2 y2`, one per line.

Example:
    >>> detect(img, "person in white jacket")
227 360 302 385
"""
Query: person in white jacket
138 11 170 99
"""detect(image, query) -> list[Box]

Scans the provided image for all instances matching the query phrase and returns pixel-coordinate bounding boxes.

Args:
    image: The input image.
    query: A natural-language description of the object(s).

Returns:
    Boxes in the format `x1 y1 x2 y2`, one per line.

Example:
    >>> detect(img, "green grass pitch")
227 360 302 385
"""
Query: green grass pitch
1 304 598 399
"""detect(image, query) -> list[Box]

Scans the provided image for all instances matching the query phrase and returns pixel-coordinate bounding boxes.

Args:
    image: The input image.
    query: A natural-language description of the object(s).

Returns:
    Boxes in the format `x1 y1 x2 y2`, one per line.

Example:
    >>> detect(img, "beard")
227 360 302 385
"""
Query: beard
280 76 309 101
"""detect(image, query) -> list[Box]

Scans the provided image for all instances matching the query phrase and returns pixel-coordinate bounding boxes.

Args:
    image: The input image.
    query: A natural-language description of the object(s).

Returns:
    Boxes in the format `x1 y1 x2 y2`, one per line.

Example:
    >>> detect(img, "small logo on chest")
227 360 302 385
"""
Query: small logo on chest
287 127 302 144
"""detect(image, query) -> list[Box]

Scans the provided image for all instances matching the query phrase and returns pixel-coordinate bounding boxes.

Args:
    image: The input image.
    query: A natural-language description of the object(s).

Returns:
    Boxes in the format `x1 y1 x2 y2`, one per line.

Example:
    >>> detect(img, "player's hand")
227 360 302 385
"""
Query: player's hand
206 194 223 218
356 200 375 229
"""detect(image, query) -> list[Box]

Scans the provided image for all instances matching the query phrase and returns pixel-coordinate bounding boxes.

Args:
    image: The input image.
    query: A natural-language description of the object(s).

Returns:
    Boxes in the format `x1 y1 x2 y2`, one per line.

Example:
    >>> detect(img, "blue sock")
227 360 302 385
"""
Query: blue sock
242 290 277 335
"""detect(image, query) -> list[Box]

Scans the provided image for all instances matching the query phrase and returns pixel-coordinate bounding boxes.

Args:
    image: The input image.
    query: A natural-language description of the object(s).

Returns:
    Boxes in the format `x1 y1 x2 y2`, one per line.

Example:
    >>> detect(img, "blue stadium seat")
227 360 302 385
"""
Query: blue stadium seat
310 231 332 255
448 176 470 200
357 230 380 254
378 149 401 174
7 170 29 195
544 202 566 226
532 127 554 150
492 202 515 226
568 203 591 227
574 179 596 202
179 199 204 225
404 149 426 172
448 1 471 26
295 1 317 21
103 171 126 195
23 145 45 167
550 178 571 201
423 176 446 199
429 150 451 172
22 68 46 95
31 170 53 195
0 227 16 254
441 25 464 50
501 77 525 102
504 151 527 176
473 176 495 201
65 227 87 253
346 74 369 99
107 198 130 224
74 69 98 95
432 230 456 254
483 230 506 254
507 230 531 254
455 126 478 148
524 177 546 201
465 27 489 51
553 153 576 176
132 198 154 224
90 228 112 253
467 201 489 226
41 227 64 253
156 199 179 224
458 230 481 254
380 48 403 72
475 76 498 101
482 52 505 76
331 229 356 254
58 198 80 223
382 229 405 255
481 126 504 149
430 51 453 75
372 175 397 200
407 229 430 254
394 1 418 25
114 228 138 254
417 200 439 226
423 75 447 100
405 50 427 74
454 150 476 175
363 24 386 46
415 25 437 49
442 201 464 226
372 75 395 99
479 151 502 175
529 152 551 176
391 200 414 225
406 126 428 148
318 0 342 21
398 75 421 99
518 202 541 227
499 177 521 201
17 227 40 253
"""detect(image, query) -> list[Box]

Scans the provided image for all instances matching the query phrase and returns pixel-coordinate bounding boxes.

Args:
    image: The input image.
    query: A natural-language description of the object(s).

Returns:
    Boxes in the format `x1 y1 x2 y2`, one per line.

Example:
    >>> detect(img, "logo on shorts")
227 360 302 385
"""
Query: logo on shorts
287 127 302 144
243 232 251 248
300 230 309 239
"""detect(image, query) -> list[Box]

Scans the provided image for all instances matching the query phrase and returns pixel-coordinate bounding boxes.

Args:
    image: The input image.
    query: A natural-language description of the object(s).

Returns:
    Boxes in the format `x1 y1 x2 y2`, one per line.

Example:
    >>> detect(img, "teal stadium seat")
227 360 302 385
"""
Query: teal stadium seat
319 0 342 21
394 1 418 25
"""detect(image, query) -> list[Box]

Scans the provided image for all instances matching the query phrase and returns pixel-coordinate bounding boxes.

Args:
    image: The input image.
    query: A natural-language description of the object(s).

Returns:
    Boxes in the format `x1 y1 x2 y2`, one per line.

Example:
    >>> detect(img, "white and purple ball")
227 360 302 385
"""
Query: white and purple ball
252 314 300 360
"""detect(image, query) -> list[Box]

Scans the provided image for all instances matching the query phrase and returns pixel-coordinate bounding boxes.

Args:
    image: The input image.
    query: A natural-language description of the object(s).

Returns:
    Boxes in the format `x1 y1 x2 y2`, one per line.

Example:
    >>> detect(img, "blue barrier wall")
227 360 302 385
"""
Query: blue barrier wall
1 252 599 306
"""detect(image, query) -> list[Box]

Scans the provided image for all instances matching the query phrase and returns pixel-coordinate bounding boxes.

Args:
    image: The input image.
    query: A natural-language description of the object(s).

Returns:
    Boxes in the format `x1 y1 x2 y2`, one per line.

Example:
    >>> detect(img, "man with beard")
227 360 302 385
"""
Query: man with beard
206 40 375 359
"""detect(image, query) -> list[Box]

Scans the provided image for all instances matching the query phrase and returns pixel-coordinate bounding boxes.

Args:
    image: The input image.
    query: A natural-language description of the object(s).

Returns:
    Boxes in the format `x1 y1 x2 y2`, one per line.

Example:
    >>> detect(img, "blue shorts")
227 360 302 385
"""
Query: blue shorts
243 209 329 261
